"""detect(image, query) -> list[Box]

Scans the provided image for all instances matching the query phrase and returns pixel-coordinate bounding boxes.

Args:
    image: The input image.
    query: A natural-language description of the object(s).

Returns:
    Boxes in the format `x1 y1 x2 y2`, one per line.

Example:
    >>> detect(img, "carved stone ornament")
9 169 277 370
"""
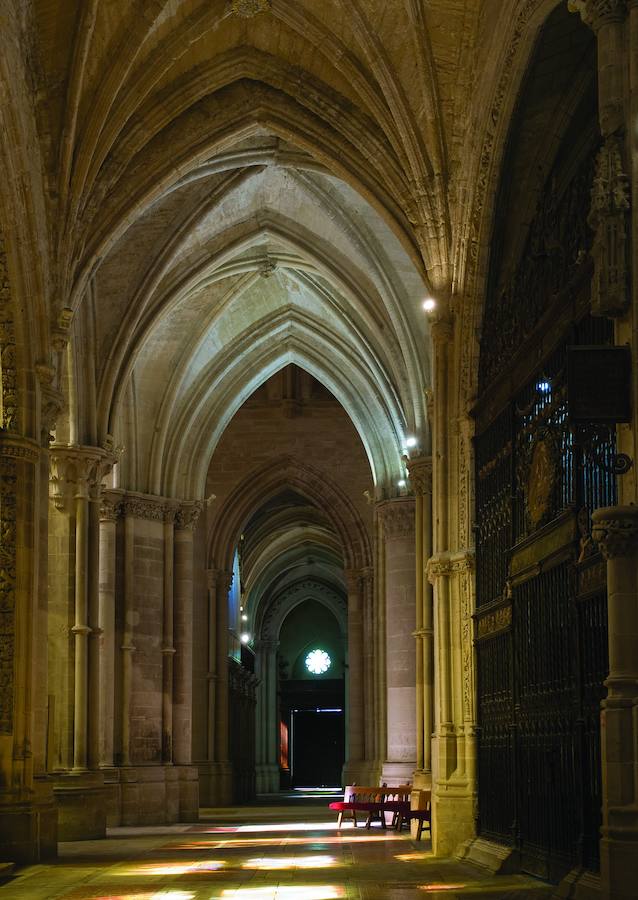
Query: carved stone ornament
122 494 166 522
50 446 117 510
100 491 123 523
0 232 17 433
377 497 415 539
406 456 433 496
568 0 627 30
588 134 630 316
526 434 557 529
175 501 204 531
230 0 271 17
591 505 638 558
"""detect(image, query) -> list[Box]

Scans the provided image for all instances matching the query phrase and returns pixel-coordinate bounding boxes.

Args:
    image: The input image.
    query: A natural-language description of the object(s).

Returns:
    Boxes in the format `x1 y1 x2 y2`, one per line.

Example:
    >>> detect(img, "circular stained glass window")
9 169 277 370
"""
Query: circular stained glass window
305 648 331 675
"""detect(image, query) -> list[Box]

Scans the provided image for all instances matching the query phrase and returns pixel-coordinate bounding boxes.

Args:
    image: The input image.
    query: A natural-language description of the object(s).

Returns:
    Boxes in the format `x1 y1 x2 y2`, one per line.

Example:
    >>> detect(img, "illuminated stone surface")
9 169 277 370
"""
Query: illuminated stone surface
0 798 553 899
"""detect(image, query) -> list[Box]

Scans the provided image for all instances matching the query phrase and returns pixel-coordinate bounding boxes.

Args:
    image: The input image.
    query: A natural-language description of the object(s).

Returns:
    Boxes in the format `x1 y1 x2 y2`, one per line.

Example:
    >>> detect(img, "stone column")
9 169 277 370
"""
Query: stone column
343 569 365 783
172 503 202 765
162 506 176 763
206 568 218 765
406 456 434 784
214 568 233 804
255 638 280 793
592 506 638 900
98 491 122 769
360 566 375 780
377 496 417 783
48 445 113 840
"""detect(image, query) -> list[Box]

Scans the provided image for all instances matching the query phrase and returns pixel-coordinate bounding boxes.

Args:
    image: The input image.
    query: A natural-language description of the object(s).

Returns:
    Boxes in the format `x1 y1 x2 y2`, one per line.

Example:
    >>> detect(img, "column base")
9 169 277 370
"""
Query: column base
601 830 638 900
432 783 476 857
52 770 107 841
0 780 57 863
108 765 199 825
554 868 601 900
341 760 375 786
455 836 518 874
198 761 233 806
381 760 415 784
413 769 432 790
254 763 280 794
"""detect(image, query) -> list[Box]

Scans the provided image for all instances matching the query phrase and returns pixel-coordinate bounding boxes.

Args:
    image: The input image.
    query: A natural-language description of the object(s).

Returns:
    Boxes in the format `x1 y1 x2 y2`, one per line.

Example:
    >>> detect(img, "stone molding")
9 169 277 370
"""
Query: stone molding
569 0 628 30
0 231 17 434
120 493 203 527
592 505 638 558
0 444 17 733
377 497 416 539
122 494 166 521
0 433 40 464
405 455 433 495
49 445 117 510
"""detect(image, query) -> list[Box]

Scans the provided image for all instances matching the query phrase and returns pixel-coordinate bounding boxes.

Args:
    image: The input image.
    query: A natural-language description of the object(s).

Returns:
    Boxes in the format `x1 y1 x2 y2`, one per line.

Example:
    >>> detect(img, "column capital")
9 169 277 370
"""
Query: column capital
569 0 627 30
592 505 638 558
122 492 166 521
49 444 117 511
175 500 204 531
405 455 433 496
426 549 475 583
99 490 124 523
376 496 415 539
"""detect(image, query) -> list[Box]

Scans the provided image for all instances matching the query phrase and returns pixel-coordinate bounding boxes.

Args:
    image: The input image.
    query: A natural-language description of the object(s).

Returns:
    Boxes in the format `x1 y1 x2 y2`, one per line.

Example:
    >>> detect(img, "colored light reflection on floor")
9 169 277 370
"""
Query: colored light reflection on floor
418 886 467 892
395 851 435 861
171 834 400 851
94 893 195 900
217 887 345 899
204 821 345 834
123 860 225 875
242 854 337 869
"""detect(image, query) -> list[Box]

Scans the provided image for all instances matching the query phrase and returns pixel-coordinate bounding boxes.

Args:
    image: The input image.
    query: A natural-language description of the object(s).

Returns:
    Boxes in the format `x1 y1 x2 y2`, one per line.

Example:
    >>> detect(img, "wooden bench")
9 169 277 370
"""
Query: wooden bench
328 784 412 830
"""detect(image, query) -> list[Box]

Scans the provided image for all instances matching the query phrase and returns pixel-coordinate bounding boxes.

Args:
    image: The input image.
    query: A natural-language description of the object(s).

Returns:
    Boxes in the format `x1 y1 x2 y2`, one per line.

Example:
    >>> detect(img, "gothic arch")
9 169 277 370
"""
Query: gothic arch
257 578 347 644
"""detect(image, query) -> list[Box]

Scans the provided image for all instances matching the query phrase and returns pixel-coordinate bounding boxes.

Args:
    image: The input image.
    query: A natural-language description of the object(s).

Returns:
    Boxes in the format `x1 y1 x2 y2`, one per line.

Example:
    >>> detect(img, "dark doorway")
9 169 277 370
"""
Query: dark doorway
291 709 344 787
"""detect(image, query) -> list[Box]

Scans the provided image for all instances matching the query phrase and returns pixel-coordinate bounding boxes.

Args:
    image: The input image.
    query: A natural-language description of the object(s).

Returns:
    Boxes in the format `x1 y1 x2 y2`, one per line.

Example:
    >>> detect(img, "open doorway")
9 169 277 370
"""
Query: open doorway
290 708 344 787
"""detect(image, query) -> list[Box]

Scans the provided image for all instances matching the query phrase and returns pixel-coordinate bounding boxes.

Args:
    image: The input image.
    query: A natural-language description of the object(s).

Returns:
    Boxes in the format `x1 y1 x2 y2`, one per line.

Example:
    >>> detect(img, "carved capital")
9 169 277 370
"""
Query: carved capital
49 445 116 511
588 134 630 316
406 455 433 495
592 505 638 558
569 0 627 30
175 501 204 530
377 497 415 539
100 490 123 523
51 307 74 353
426 550 475 583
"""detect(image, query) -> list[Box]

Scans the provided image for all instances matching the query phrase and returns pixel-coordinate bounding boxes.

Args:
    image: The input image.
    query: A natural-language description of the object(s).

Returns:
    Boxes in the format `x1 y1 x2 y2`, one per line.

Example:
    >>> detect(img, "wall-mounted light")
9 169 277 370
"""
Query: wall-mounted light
422 298 436 313
241 613 248 622
240 633 251 644
405 436 417 448
398 479 406 488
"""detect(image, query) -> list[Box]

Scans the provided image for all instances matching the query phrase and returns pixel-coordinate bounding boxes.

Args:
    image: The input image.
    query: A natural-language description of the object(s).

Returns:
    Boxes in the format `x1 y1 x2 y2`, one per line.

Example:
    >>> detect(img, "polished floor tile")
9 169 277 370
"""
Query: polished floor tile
0 799 553 900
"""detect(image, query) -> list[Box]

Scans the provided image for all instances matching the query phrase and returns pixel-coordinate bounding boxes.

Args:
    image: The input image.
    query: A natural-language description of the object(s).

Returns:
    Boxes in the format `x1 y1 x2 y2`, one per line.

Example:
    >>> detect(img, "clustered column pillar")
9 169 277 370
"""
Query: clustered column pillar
406 456 433 785
592 505 638 900
98 491 122 770
255 638 280 793
343 569 365 783
377 496 417 784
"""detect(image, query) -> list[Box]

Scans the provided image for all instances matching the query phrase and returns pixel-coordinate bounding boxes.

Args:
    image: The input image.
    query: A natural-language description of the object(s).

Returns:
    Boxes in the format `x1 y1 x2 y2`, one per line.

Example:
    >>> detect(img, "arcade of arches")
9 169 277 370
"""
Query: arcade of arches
1 1 638 898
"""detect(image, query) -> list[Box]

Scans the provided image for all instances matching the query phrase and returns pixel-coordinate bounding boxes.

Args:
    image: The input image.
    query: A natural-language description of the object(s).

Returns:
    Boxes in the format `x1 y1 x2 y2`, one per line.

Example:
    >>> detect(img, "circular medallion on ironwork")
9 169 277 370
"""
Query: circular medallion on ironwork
231 0 271 17
305 648 331 675
527 435 555 528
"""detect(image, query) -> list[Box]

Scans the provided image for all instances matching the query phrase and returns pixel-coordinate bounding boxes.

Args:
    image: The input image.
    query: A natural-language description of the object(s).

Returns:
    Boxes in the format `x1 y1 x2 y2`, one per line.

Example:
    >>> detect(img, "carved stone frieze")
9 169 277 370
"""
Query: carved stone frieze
377 497 415 539
122 495 166 522
426 550 475 584
476 603 512 639
406 456 432 496
592 505 638 558
0 231 17 434
588 134 630 316
0 448 16 733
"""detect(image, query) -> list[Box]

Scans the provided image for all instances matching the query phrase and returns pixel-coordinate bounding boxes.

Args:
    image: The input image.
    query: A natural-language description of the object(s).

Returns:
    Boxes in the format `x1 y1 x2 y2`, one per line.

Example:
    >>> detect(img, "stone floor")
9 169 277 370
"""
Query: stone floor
0 791 554 899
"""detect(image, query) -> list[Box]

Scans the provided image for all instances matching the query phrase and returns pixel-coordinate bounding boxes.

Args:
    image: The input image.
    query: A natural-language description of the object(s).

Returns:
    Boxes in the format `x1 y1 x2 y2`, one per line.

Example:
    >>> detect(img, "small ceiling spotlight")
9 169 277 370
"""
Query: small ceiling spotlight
398 479 407 488
406 436 418 448
422 298 436 313
240 633 251 644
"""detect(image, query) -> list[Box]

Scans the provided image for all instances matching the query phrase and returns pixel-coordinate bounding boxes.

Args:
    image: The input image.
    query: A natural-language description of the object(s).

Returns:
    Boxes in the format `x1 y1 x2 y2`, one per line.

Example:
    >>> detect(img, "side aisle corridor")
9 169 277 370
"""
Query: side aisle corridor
0 794 552 900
